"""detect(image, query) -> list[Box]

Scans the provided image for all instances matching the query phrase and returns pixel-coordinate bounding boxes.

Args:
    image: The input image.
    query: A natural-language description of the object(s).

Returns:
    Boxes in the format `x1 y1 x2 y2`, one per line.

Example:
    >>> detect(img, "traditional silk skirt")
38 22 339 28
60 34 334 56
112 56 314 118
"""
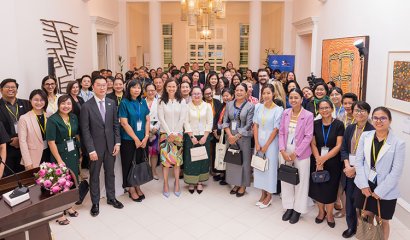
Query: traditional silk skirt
159 133 183 167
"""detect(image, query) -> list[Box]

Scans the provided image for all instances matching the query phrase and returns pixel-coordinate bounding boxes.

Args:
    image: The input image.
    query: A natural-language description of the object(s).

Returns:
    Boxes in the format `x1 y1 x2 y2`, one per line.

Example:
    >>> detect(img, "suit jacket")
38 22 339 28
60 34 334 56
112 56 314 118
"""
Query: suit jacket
353 130 406 200
278 108 314 159
18 111 45 168
0 98 31 139
80 96 120 156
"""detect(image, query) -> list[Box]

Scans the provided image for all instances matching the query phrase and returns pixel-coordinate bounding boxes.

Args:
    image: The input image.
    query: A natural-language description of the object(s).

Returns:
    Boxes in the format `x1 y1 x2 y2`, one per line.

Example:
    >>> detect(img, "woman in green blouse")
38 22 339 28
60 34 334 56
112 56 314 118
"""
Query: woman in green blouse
46 94 81 225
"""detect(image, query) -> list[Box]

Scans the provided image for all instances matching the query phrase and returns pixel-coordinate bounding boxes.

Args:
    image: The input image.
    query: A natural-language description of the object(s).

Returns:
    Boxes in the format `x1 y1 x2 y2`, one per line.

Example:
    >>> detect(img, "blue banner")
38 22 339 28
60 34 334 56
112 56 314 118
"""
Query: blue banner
267 55 295 72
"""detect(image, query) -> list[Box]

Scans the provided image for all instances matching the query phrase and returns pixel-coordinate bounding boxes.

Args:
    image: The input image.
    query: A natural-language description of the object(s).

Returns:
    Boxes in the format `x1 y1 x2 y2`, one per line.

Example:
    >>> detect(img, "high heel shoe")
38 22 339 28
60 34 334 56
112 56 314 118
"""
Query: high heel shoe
174 182 181 197
196 184 203 194
315 212 327 224
128 192 143 202
259 199 272 209
188 185 195 194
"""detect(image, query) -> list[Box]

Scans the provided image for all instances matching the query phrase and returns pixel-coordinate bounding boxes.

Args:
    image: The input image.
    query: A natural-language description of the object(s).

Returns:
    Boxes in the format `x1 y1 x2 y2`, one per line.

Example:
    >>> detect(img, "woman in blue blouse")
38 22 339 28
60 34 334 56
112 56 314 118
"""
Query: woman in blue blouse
119 80 150 202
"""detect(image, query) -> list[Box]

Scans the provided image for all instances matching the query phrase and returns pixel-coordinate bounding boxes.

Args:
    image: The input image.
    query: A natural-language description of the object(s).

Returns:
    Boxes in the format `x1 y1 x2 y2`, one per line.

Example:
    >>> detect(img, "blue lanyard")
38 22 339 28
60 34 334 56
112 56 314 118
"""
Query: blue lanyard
322 122 332 147
133 100 141 120
233 101 246 120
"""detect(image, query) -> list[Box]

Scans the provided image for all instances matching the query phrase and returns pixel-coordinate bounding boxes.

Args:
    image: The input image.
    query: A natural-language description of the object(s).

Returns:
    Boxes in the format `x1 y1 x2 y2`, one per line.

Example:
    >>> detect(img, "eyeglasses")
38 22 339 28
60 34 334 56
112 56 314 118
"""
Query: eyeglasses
372 116 389 122
44 83 56 87
354 109 367 114
3 86 17 90
319 107 331 111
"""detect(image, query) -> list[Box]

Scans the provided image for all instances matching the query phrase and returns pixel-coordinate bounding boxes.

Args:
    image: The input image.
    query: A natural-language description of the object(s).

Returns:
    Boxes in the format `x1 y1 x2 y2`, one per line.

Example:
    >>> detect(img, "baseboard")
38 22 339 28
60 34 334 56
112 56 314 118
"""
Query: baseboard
395 198 410 228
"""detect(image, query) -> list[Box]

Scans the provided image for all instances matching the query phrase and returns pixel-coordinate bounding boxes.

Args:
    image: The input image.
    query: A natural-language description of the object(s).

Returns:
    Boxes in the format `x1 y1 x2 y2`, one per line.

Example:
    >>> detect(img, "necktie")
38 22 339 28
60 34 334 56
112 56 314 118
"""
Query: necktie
99 100 105 122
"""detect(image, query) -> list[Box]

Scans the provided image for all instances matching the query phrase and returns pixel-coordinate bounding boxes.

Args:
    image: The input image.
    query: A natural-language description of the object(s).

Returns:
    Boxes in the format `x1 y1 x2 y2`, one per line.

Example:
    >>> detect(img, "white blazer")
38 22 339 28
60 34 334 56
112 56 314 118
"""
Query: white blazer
353 130 405 200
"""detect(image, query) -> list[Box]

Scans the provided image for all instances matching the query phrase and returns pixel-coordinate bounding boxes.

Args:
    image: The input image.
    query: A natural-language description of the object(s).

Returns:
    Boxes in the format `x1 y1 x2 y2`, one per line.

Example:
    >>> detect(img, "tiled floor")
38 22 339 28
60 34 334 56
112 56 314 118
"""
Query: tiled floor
50 170 410 240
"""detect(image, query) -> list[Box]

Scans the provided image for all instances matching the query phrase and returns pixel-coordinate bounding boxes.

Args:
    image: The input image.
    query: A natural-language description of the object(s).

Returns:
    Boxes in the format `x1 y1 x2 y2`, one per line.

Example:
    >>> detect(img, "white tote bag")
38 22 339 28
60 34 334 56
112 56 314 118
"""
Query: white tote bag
214 129 227 170
190 146 208 162
251 152 268 172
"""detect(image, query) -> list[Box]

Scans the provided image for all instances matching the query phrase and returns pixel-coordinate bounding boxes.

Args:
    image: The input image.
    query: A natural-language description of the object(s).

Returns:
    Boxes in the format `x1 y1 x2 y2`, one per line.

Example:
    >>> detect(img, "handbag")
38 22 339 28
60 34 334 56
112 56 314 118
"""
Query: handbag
127 149 153 186
215 129 227 170
251 152 268 172
356 197 384 240
190 145 208 162
224 143 242 165
278 161 299 185
311 168 330 183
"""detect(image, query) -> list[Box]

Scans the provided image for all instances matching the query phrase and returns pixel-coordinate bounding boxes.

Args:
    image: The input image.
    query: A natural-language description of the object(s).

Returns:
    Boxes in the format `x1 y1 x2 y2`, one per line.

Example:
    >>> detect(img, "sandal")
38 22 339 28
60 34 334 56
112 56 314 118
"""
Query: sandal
64 210 79 217
56 218 70 225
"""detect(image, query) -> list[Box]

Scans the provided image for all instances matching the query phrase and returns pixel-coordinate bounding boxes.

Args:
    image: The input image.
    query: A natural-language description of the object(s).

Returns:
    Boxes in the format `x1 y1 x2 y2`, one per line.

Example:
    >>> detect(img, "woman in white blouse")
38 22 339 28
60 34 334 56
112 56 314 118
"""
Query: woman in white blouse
41 76 61 117
183 87 213 194
158 78 187 198
145 83 160 180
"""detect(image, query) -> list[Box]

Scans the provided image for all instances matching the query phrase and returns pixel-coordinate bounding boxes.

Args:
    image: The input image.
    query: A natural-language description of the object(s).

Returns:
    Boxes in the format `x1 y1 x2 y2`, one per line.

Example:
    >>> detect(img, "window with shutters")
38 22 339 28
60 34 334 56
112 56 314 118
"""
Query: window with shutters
162 24 173 69
239 24 249 73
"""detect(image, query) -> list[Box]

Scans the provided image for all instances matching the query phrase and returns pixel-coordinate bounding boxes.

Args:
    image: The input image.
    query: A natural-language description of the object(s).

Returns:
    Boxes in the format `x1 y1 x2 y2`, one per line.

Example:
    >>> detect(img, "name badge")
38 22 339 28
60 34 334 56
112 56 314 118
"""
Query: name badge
368 168 377 183
231 121 237 131
321 146 329 156
348 154 356 164
67 139 75 152
43 140 48 150
137 120 142 131
14 122 18 133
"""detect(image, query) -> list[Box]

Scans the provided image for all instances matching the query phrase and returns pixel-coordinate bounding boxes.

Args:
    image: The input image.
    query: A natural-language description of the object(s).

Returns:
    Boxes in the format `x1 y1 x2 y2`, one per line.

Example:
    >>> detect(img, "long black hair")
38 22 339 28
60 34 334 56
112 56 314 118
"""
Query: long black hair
160 78 182 104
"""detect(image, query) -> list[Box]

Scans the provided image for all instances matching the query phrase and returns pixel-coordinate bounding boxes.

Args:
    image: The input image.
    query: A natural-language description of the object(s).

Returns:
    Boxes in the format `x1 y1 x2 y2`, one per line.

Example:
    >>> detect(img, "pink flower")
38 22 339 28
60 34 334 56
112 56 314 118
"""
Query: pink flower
58 178 66 186
63 187 70 192
38 169 46 177
55 169 62 176
51 163 57 168
66 175 72 180
46 162 53 168
36 179 41 185
43 180 52 188
65 181 73 188
51 185 61 194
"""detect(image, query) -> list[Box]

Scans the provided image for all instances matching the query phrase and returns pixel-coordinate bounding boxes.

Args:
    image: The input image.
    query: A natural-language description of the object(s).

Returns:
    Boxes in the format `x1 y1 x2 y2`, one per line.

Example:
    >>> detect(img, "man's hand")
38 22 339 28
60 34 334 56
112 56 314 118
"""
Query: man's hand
112 145 120 156
90 152 98 161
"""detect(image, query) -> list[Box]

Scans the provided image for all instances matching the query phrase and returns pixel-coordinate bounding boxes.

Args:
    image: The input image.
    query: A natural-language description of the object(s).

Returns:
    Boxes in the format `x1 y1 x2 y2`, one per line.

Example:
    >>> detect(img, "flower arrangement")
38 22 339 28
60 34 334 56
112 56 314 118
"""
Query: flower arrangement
34 162 74 195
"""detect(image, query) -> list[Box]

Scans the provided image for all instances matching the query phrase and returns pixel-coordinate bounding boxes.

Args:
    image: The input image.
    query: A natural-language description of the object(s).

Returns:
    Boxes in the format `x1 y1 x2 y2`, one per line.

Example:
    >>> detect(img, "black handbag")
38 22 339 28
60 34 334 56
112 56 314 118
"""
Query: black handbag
223 144 243 165
278 162 300 185
127 150 153 186
75 179 89 205
311 169 330 183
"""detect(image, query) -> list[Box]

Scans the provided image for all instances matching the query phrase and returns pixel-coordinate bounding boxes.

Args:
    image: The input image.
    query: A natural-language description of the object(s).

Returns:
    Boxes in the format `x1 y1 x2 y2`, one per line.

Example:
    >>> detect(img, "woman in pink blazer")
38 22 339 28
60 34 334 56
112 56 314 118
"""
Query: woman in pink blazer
18 90 50 169
278 88 314 224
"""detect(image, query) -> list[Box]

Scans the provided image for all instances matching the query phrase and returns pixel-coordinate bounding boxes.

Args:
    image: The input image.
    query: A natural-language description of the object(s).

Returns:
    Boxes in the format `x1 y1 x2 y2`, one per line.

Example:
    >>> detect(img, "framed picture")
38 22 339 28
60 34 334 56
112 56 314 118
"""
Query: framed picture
321 36 370 100
385 51 410 114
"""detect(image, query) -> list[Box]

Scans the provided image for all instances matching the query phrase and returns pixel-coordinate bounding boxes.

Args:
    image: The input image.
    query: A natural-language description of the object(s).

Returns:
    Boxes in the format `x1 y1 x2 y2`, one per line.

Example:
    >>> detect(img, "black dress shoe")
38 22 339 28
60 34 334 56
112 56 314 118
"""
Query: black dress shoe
289 211 301 224
315 212 327 224
139 194 145 200
107 199 124 209
236 190 245 197
219 180 228 185
282 209 293 221
213 175 222 181
230 187 239 195
342 228 356 238
128 192 143 202
327 219 336 228
90 204 99 217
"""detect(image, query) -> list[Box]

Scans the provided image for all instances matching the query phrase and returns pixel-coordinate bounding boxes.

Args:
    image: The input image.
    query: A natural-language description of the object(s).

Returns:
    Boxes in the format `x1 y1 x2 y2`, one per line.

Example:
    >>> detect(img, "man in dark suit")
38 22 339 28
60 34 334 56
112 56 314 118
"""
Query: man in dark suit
252 69 269 101
0 79 31 176
199 61 216 86
80 75 123 217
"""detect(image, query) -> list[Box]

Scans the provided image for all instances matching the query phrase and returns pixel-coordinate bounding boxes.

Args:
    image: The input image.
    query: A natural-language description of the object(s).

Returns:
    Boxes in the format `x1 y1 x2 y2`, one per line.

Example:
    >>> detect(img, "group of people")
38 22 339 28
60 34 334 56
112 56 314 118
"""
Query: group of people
0 62 404 240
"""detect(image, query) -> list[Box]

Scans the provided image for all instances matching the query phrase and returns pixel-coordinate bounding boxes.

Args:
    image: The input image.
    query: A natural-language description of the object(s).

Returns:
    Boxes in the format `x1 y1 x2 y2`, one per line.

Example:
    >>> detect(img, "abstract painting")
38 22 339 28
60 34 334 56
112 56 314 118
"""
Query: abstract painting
321 36 369 100
385 51 410 114
41 19 79 93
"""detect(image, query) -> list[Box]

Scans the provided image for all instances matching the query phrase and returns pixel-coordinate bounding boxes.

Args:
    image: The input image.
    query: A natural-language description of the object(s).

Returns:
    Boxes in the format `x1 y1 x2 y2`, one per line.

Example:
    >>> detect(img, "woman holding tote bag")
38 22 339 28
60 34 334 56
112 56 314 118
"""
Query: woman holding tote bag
278 88 314 224
183 86 213 194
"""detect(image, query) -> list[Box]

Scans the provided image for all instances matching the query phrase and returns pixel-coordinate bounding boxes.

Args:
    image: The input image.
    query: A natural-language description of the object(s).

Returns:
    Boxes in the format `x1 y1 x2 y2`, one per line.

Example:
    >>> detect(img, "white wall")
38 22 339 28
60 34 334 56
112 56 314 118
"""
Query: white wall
293 0 410 218
0 0 121 98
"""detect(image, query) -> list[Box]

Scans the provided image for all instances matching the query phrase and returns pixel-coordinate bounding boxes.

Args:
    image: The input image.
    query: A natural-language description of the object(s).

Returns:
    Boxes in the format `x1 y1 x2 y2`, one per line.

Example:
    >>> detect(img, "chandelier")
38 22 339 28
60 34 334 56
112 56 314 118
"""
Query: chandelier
180 0 226 36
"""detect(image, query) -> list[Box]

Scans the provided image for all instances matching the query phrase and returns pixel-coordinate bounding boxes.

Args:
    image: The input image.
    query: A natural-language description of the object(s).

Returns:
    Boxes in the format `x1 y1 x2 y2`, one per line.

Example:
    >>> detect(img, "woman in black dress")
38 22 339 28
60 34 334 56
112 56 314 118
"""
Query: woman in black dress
309 99 344 228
